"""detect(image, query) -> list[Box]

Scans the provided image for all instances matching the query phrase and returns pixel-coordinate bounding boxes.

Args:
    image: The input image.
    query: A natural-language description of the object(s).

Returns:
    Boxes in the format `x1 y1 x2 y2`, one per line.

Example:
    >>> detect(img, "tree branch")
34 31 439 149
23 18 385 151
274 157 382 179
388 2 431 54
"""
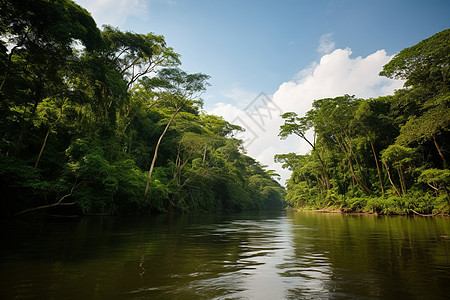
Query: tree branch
14 181 82 217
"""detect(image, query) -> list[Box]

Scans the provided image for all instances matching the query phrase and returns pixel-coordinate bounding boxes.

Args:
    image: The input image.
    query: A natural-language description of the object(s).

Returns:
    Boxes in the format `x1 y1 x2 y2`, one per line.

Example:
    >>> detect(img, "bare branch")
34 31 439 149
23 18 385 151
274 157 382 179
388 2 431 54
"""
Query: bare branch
14 181 82 217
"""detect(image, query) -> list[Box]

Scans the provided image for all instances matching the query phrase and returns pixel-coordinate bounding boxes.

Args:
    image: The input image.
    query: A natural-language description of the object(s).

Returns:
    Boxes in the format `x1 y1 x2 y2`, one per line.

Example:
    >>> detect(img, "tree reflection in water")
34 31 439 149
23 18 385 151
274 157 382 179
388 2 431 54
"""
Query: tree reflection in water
0 212 449 299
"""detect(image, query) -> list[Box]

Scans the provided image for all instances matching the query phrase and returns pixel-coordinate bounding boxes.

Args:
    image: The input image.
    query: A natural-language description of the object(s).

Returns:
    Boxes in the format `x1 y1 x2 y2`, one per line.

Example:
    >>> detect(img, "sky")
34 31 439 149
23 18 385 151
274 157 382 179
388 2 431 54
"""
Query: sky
74 0 450 184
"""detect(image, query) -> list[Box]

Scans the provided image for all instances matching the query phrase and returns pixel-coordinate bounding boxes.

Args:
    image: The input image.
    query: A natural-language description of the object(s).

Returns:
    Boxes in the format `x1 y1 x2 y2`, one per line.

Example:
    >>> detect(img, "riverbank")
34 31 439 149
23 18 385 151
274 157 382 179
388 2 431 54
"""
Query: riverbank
290 202 450 217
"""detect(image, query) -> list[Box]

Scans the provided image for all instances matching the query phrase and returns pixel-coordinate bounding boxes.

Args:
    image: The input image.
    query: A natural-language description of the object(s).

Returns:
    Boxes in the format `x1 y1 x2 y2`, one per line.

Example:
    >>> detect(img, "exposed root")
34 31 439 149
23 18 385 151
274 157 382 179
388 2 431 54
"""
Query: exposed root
410 205 447 217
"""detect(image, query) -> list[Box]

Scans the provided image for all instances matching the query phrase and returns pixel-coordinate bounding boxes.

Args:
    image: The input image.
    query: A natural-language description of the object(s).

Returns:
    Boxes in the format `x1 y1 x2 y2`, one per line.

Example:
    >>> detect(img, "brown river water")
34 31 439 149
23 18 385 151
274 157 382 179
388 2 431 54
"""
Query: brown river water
1 211 449 299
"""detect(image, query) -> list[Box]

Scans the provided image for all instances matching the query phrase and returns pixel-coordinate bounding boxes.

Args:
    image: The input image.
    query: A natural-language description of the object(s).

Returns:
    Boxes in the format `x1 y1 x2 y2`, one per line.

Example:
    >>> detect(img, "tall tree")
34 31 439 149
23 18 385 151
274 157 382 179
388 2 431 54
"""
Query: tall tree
379 29 449 91
101 26 180 91
0 0 103 155
312 95 372 195
279 111 330 190
141 68 210 198
381 29 450 168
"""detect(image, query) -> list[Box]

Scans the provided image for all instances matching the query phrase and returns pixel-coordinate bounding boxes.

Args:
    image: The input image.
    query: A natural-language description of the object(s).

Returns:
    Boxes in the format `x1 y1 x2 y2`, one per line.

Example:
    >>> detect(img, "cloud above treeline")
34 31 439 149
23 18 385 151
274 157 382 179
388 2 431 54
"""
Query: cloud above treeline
75 0 149 27
211 48 404 185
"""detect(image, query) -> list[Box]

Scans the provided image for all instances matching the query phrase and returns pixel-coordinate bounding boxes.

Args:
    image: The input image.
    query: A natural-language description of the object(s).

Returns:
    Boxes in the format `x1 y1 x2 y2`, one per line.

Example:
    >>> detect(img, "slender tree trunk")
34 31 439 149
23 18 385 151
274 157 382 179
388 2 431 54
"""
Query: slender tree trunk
34 128 50 168
296 131 330 190
315 153 330 190
426 182 439 196
397 167 405 195
202 145 207 163
352 162 373 194
173 146 189 182
144 107 181 198
433 135 447 167
370 139 384 195
119 105 139 148
383 161 401 197
336 134 372 194
174 158 189 183
345 132 363 174
398 165 407 195
34 110 62 169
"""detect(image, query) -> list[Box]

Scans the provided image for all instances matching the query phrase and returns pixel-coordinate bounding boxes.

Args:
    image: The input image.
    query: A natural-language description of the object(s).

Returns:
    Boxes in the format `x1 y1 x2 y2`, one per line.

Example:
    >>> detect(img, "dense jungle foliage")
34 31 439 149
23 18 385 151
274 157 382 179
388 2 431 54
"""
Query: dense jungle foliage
276 29 450 215
0 0 285 216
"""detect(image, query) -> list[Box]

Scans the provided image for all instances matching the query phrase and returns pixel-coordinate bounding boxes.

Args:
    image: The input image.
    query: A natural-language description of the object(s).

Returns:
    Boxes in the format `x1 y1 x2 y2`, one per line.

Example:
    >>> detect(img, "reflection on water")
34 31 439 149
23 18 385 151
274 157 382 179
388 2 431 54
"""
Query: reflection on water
0 211 449 299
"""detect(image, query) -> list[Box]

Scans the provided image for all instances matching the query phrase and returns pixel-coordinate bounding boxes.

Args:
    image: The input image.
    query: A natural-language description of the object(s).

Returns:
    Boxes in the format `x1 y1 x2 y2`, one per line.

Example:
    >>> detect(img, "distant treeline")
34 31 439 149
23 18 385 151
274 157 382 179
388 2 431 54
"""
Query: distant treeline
276 29 450 215
0 0 285 216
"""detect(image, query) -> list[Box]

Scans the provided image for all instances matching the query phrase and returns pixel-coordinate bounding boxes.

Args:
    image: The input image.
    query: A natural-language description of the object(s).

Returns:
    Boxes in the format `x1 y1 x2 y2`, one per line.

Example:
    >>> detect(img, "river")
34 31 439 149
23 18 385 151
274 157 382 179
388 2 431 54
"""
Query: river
1 211 449 299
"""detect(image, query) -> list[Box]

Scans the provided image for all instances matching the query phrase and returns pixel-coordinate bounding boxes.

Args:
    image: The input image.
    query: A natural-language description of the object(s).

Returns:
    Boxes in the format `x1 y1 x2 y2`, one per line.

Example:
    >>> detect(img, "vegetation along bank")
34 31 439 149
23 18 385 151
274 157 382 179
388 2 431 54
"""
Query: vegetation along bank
0 0 285 217
276 29 450 216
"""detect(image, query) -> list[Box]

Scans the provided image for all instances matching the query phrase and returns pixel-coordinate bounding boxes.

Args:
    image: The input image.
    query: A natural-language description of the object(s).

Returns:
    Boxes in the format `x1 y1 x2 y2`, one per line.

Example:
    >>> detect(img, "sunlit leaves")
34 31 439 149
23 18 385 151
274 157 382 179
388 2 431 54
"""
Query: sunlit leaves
396 106 450 145
380 28 450 90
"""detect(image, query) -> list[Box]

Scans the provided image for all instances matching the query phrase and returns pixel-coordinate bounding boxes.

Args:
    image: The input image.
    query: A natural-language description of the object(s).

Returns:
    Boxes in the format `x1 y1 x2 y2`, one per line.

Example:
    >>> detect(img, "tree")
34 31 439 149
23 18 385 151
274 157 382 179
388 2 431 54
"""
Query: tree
381 145 417 196
353 98 399 195
312 95 372 195
274 153 303 171
418 168 450 201
277 29 450 214
101 26 180 90
279 111 330 190
33 97 69 168
141 68 210 198
0 0 286 216
396 106 449 167
380 29 450 169
0 0 104 158
0 0 103 91
379 28 449 91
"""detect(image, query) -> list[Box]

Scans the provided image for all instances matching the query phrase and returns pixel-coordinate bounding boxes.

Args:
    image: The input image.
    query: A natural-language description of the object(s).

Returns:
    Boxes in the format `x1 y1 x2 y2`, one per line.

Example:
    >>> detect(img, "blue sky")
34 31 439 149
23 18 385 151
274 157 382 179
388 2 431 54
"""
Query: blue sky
74 0 450 183
75 0 449 107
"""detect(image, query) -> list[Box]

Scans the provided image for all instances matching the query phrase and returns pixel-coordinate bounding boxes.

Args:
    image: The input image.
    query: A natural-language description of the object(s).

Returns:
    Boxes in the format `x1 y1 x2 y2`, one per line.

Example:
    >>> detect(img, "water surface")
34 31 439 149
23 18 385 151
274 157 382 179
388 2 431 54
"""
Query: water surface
1 211 449 299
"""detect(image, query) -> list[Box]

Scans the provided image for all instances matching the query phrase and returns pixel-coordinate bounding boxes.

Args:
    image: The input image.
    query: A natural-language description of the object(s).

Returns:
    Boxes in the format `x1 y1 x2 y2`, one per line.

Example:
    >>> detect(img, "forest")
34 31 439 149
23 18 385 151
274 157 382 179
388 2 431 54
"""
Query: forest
276 29 450 215
0 0 285 217
1 1 449 218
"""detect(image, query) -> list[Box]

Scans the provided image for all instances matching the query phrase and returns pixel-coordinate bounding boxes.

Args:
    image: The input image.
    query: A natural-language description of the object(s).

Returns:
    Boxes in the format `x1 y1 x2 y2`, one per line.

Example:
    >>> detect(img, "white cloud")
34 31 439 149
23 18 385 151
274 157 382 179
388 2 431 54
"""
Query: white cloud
317 33 335 54
74 0 149 27
220 86 259 109
210 48 404 185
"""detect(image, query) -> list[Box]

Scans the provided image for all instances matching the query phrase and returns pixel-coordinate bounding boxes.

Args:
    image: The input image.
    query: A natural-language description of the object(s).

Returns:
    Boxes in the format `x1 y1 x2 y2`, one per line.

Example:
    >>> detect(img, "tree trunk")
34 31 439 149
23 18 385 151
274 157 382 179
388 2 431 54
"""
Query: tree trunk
296 130 330 190
173 146 190 183
202 145 207 163
34 109 62 169
397 166 405 195
345 132 363 174
352 164 373 195
370 139 384 195
336 134 372 195
398 165 407 195
433 134 447 167
34 128 50 168
144 107 181 198
383 161 401 197
315 152 330 190
174 158 189 183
